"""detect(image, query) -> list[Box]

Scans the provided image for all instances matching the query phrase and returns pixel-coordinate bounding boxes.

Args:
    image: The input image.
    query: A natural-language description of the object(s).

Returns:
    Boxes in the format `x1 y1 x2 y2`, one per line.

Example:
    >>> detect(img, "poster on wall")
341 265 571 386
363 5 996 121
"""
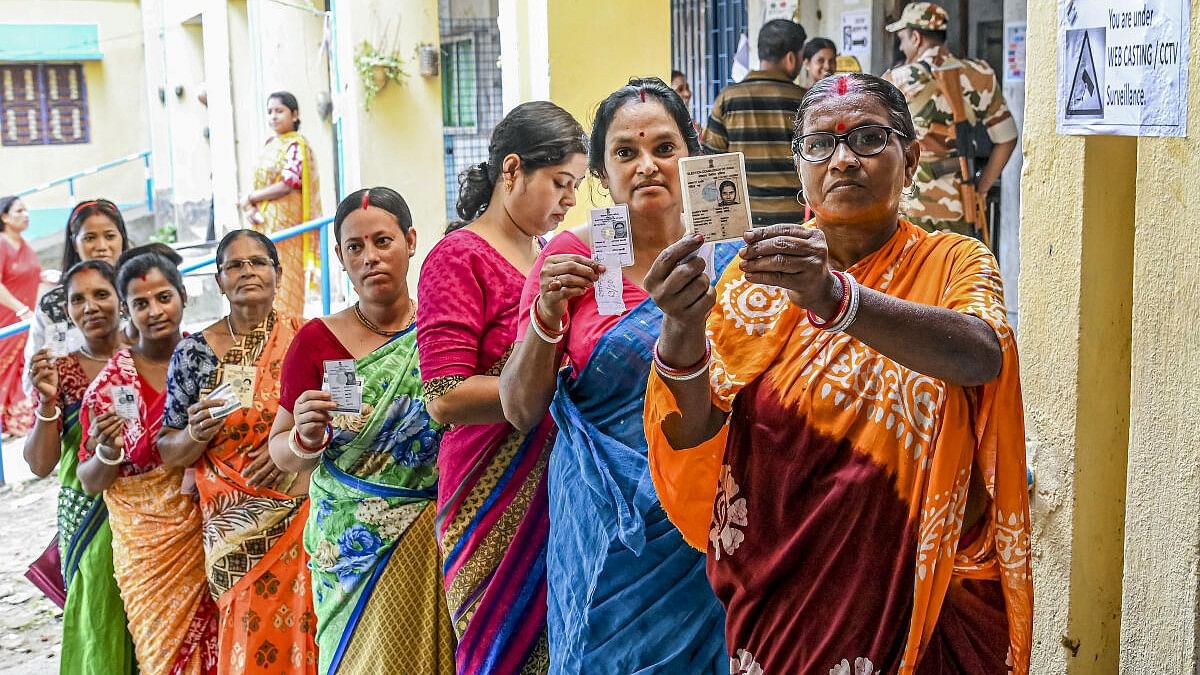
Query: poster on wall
762 0 798 23
1057 0 1191 136
841 10 871 70
1005 22 1027 82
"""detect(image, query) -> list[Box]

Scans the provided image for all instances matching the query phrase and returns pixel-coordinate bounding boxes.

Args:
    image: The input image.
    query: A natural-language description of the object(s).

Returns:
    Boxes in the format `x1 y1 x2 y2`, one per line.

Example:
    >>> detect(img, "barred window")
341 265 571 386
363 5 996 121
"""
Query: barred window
0 63 90 146
441 36 477 130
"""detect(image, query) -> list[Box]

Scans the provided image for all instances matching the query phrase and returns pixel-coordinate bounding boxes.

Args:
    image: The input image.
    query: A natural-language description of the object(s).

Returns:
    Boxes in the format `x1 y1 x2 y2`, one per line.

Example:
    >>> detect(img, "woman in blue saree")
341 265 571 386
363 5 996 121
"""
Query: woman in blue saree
499 77 728 673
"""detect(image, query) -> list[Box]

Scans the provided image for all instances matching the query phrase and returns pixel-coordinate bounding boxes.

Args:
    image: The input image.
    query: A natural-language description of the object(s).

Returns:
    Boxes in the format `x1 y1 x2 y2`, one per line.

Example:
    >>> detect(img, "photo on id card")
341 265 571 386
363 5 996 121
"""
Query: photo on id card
679 152 752 242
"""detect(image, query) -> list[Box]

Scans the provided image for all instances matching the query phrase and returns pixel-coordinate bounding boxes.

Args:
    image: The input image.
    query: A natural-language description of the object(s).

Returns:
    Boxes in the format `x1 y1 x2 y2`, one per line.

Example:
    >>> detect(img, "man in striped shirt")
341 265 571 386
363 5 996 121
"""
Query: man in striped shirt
702 19 808 226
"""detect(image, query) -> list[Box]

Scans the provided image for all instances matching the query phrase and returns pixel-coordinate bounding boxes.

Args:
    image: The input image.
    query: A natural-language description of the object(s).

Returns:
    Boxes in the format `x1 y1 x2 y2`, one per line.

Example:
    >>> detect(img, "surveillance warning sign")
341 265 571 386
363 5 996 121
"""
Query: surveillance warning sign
1057 0 1190 137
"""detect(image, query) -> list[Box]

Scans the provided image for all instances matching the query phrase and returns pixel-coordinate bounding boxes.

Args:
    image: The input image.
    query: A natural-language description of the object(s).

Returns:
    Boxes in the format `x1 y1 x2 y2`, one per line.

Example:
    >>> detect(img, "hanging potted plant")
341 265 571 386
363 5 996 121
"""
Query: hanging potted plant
355 32 407 111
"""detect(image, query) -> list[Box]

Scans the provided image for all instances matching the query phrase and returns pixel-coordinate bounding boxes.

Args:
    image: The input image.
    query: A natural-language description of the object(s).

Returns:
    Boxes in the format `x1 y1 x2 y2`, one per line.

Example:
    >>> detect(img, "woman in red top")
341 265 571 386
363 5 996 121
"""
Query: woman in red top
0 195 41 436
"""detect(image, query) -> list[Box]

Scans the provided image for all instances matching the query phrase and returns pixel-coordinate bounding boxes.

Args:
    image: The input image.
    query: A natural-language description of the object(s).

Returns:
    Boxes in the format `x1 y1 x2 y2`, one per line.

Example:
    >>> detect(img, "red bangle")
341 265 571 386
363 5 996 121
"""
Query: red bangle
296 423 333 452
807 270 851 329
653 338 712 377
532 293 569 337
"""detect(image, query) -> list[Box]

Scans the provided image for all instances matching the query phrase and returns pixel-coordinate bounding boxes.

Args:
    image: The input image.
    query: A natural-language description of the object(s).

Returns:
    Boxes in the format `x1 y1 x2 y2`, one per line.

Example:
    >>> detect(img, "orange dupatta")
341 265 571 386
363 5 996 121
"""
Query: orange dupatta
645 221 1032 673
192 314 317 674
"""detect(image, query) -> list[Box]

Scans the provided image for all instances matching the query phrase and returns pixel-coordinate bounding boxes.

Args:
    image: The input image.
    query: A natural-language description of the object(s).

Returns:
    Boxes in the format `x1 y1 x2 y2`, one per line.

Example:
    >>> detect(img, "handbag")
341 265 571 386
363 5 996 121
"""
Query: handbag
23 533 66 609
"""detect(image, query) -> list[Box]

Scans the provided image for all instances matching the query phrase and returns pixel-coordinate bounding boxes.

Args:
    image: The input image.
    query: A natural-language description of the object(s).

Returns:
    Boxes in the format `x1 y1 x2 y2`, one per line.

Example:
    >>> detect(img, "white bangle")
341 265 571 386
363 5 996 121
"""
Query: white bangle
529 302 564 344
288 425 327 459
35 406 62 423
654 354 713 382
824 272 861 333
95 444 126 466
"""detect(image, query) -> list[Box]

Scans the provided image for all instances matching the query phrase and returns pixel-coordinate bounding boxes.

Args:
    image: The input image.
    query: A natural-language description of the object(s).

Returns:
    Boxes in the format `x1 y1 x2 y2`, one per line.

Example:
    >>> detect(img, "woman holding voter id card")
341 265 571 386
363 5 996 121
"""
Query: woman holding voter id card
269 187 454 674
24 260 136 674
643 73 1031 674
158 229 314 675
77 246 218 675
499 78 728 673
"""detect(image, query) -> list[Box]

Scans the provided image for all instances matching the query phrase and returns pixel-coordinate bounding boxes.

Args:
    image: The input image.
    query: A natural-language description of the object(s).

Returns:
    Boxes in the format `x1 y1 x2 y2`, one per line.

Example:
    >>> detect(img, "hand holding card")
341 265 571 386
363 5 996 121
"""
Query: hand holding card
205 383 241 420
679 152 753 242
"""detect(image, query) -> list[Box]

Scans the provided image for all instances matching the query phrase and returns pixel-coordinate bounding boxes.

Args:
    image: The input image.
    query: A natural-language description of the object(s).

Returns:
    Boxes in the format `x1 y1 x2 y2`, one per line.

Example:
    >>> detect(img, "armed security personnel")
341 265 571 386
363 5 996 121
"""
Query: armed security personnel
884 2 1017 237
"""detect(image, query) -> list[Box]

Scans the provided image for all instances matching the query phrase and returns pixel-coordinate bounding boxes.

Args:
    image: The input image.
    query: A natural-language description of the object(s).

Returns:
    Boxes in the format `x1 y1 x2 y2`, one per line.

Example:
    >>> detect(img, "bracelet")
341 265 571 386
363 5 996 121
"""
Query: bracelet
289 424 332 459
824 272 861 333
95 443 126 466
529 296 566 344
653 339 713 382
186 424 207 444
806 271 851 329
35 406 62 423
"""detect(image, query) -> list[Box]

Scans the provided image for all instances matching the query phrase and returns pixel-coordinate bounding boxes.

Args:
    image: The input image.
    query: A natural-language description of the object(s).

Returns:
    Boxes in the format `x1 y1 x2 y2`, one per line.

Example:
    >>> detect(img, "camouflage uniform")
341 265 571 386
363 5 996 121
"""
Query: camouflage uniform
883 3 1018 234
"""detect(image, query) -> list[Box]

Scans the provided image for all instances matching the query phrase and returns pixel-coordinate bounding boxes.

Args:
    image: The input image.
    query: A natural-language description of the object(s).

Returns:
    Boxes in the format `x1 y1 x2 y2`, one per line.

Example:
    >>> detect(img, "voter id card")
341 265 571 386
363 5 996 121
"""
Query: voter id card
323 359 362 414
46 321 69 358
205 383 241 420
111 385 139 421
589 205 634 267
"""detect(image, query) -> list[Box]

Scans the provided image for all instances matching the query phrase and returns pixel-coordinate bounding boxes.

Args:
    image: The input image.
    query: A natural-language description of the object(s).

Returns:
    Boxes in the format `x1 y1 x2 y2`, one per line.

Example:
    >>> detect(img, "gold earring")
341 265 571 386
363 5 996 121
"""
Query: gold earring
503 175 514 192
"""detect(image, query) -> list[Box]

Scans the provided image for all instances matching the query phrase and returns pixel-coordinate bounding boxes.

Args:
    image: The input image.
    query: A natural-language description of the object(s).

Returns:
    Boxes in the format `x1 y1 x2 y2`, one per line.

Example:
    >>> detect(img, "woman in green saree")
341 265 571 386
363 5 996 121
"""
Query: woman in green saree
24 260 136 674
269 187 455 674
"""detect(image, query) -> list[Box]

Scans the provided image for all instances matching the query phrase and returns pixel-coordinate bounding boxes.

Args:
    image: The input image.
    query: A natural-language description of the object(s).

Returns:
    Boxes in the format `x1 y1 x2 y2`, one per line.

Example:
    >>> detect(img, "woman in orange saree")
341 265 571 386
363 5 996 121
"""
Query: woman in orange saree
158 230 315 674
78 247 217 675
241 91 321 317
643 73 1032 674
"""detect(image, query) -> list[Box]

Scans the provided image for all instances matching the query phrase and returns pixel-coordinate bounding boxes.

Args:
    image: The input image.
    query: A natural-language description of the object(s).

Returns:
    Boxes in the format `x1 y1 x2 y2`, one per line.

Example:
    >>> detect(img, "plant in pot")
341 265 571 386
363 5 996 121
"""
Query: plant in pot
355 33 407 111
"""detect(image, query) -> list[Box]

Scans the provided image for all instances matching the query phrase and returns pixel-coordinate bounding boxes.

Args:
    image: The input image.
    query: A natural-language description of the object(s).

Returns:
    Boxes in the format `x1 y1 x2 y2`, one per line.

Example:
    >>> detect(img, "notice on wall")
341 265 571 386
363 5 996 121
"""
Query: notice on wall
762 0 798 23
1005 22 1027 83
1057 0 1191 136
841 10 871 68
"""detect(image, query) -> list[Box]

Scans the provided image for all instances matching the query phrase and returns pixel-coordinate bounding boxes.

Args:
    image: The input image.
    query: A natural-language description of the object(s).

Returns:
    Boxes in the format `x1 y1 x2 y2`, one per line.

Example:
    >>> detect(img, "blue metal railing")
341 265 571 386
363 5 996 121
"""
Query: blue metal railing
0 216 336 481
16 150 154 213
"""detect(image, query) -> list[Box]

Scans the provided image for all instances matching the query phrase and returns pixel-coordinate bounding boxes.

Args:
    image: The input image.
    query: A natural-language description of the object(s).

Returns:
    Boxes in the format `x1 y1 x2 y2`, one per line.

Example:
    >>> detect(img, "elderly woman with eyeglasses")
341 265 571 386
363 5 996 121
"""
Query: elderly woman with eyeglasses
157 229 315 674
642 73 1032 674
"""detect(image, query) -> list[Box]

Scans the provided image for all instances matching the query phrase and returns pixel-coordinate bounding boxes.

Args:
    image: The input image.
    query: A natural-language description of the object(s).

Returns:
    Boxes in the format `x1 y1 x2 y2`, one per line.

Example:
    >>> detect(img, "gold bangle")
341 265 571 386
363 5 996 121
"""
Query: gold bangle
186 424 206 444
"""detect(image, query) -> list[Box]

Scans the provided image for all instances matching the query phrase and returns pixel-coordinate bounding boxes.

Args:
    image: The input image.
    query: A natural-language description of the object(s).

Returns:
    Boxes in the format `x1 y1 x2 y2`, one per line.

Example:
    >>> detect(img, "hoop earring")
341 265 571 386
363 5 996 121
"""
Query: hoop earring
795 187 806 205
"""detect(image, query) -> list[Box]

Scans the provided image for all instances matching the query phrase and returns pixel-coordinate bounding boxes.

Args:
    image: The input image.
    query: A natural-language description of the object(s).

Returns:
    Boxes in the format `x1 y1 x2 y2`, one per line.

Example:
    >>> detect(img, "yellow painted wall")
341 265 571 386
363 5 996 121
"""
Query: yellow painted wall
545 0 672 224
342 0 446 281
1118 0 1200 669
1022 0 1200 672
0 0 148 210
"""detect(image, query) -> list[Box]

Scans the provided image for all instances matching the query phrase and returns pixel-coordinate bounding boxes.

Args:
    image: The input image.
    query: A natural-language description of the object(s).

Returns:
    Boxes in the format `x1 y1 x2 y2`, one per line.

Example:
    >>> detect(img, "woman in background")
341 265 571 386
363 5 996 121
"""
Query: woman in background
801 37 838 87
0 195 40 436
241 91 321 317
23 199 131 394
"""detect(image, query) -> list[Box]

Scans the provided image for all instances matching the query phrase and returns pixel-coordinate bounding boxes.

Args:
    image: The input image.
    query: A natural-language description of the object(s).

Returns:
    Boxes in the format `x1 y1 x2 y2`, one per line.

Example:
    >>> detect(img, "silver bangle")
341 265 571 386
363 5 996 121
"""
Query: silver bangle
35 406 62 423
95 443 126 466
824 272 861 333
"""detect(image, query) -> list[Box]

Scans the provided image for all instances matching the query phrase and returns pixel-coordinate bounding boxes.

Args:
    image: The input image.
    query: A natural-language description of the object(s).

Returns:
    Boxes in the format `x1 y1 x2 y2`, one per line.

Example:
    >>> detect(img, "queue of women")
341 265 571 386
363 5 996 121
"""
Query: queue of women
13 71 1030 675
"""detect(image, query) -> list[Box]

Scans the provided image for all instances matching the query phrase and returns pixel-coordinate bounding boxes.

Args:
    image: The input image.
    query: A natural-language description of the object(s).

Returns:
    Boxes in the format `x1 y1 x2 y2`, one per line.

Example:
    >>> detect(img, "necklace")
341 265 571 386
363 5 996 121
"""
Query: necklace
353 300 415 337
225 315 247 351
79 345 114 363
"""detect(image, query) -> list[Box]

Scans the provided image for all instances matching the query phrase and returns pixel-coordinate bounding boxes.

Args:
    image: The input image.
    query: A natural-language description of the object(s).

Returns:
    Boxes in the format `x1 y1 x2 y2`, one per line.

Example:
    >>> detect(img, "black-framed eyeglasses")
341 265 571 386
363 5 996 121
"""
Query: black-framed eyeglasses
792 125 908 163
219 256 274 273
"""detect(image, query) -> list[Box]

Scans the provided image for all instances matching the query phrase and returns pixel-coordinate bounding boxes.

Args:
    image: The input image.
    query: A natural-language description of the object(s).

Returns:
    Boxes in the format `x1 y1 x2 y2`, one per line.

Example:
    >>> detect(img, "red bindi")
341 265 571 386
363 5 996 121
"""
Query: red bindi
638 131 645 137
835 122 846 132
836 75 850 96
